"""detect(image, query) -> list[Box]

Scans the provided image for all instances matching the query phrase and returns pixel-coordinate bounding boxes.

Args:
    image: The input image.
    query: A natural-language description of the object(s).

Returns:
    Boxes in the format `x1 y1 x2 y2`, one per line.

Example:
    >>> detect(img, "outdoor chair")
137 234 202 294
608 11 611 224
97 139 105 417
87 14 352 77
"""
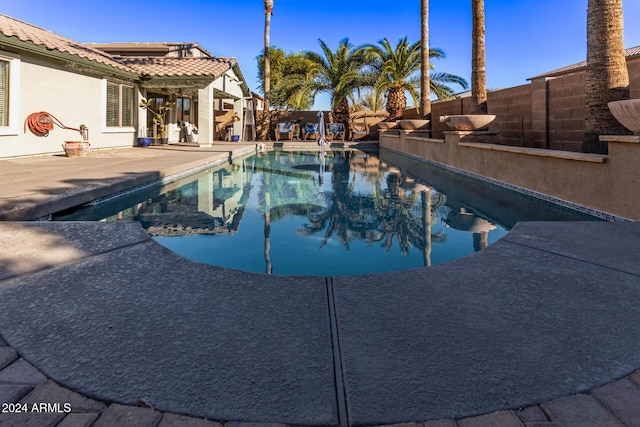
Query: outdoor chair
326 123 345 142
350 120 369 141
179 121 196 143
303 123 320 140
275 122 296 141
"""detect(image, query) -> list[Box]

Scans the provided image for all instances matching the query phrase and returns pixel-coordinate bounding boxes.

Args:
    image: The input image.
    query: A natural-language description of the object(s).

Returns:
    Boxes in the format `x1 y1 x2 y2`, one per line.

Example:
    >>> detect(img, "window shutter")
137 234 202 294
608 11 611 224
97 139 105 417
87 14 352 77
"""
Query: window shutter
121 85 134 127
106 82 120 127
0 61 8 127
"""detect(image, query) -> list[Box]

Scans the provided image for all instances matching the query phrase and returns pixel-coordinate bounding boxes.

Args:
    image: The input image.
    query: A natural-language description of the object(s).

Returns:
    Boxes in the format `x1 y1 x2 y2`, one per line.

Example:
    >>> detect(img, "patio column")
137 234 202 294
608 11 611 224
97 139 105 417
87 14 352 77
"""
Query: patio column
232 98 244 141
197 174 214 215
197 83 215 147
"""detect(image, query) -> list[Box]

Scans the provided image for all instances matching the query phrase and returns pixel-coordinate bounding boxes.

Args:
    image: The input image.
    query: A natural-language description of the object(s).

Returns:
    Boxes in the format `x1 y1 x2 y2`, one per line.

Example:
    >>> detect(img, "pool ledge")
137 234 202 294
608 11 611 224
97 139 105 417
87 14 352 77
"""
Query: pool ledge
1 221 640 426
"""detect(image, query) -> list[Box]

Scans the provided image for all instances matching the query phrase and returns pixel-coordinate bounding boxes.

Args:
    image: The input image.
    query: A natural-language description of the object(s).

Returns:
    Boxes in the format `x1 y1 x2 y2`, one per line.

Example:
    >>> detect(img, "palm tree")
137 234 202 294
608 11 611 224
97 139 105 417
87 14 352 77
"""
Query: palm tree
260 0 274 141
420 0 430 120
584 0 630 153
351 88 386 112
364 37 468 121
471 0 487 114
257 48 315 110
295 38 370 130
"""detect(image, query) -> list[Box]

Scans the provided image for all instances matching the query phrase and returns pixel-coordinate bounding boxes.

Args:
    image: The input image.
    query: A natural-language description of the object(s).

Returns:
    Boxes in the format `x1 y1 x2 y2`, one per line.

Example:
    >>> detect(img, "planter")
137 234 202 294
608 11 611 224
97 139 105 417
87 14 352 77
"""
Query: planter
398 119 430 130
137 137 153 147
377 121 399 131
441 115 496 131
608 99 640 135
159 137 169 145
62 141 90 158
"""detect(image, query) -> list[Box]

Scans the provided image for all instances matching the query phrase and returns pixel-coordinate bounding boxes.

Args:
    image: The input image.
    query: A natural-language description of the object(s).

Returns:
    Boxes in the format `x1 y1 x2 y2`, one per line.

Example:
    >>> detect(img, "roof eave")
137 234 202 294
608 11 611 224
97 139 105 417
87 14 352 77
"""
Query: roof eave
527 51 640 81
139 75 216 90
0 35 139 80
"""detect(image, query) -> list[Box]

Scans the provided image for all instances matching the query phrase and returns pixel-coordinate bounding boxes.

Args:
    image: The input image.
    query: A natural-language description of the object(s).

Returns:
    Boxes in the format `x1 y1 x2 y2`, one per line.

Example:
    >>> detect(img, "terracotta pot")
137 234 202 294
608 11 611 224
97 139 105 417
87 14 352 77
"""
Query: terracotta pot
398 119 430 130
62 141 90 157
441 115 496 131
608 99 640 135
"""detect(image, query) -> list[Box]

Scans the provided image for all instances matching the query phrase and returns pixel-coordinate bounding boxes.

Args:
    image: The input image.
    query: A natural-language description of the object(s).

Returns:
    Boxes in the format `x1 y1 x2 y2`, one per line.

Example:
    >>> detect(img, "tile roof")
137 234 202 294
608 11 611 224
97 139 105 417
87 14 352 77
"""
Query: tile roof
0 14 244 84
528 45 640 80
0 14 134 74
119 56 238 78
88 42 213 57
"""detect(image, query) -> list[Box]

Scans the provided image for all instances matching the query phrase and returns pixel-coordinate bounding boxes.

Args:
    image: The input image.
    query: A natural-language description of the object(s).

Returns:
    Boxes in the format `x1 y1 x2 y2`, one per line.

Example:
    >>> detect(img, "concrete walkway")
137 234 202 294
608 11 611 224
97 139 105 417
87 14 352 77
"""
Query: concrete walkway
1 145 640 426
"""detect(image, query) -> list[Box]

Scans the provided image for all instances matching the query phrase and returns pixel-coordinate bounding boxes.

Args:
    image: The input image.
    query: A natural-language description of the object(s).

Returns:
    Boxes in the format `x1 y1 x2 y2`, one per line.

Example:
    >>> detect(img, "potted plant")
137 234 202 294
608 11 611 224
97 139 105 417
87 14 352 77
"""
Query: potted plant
139 98 171 144
137 136 153 147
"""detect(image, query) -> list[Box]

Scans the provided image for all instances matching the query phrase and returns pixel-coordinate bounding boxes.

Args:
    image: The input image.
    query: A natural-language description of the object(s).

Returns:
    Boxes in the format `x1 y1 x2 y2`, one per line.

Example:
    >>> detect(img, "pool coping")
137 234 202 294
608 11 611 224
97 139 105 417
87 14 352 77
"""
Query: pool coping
1 144 640 426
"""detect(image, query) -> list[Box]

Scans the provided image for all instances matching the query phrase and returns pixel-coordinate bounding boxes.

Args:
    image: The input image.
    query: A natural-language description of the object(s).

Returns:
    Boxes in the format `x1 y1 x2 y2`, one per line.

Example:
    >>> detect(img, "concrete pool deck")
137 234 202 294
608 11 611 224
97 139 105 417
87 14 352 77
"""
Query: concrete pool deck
1 145 640 426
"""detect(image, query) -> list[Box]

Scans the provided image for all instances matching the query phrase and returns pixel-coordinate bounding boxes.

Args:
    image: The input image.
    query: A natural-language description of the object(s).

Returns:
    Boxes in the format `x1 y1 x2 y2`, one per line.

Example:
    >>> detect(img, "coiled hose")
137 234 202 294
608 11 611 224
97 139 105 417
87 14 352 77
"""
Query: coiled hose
24 112 87 140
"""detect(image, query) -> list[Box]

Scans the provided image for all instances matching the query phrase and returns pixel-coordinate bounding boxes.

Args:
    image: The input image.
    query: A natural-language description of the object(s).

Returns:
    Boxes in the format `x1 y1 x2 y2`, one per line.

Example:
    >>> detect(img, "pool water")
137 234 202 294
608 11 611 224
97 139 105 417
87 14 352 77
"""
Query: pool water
55 149 599 276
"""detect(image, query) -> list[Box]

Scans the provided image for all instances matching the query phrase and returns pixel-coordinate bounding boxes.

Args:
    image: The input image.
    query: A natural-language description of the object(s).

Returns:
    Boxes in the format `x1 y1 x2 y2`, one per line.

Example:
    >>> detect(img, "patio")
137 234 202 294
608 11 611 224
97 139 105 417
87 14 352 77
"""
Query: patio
1 145 640 426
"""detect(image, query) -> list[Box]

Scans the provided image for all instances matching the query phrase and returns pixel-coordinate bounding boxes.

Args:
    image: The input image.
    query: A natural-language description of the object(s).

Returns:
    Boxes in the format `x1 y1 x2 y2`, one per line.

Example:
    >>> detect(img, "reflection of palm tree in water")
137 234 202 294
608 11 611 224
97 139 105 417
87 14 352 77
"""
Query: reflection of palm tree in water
302 157 447 265
374 173 446 261
303 151 374 249
259 150 450 270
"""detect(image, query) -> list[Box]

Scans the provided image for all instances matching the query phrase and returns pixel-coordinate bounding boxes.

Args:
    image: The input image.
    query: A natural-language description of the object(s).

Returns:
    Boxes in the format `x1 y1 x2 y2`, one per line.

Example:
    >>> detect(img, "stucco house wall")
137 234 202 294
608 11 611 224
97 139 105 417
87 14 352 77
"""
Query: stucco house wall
1 50 138 158
1 14 251 158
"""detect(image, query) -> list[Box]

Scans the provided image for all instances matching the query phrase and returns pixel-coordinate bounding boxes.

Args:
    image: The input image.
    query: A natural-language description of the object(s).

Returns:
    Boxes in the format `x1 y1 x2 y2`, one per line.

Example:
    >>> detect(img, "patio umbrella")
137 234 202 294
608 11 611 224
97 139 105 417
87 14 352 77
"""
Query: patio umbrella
317 111 327 146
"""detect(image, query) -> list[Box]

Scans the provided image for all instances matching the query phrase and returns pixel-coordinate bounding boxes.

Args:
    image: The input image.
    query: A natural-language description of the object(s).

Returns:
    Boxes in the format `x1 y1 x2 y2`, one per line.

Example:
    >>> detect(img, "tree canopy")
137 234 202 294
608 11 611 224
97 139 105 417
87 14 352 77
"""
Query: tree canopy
257 47 315 110
256 36 467 119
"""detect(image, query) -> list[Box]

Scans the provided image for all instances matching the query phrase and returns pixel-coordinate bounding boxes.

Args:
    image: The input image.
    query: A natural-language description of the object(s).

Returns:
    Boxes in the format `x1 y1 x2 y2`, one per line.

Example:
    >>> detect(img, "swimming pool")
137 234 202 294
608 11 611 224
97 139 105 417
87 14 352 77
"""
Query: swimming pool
55 148 599 275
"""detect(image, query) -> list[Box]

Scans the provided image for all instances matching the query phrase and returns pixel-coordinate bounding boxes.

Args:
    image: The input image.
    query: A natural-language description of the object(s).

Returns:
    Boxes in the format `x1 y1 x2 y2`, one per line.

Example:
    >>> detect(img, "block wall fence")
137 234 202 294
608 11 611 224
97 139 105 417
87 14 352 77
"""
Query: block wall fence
255 57 640 152
430 57 640 152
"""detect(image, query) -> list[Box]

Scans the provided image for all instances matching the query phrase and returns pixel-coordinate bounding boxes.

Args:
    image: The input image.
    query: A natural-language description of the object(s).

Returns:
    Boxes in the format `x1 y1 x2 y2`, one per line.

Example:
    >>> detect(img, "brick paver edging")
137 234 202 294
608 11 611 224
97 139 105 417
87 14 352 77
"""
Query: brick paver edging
2 337 640 426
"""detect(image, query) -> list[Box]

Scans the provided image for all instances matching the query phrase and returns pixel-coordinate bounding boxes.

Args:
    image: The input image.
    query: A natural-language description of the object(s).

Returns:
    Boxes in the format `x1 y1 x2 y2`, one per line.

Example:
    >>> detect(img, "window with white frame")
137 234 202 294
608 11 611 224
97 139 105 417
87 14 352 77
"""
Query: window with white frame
106 82 134 127
0 59 9 127
0 51 19 135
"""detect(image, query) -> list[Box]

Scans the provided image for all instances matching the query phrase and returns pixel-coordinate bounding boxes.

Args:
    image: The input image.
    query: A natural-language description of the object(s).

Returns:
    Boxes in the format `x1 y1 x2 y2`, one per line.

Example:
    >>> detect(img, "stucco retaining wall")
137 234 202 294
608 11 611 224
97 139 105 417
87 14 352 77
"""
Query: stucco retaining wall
380 131 640 221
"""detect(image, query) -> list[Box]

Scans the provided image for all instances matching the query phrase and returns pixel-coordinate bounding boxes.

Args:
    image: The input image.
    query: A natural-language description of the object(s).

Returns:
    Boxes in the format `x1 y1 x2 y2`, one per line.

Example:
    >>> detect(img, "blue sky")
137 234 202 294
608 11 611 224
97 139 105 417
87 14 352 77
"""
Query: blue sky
3 0 640 110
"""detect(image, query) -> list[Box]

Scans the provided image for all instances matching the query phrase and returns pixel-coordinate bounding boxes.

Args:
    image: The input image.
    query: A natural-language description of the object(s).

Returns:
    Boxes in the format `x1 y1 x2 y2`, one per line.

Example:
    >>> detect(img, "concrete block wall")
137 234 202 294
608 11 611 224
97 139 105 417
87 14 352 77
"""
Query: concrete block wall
428 56 640 152
487 84 532 147
547 73 586 152
252 56 640 150
431 97 466 138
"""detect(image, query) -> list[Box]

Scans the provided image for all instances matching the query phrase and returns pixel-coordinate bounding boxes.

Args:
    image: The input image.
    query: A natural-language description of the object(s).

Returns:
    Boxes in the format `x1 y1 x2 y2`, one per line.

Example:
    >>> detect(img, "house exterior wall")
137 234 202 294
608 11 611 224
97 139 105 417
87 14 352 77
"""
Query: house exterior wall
213 70 246 100
0 52 137 159
628 59 640 99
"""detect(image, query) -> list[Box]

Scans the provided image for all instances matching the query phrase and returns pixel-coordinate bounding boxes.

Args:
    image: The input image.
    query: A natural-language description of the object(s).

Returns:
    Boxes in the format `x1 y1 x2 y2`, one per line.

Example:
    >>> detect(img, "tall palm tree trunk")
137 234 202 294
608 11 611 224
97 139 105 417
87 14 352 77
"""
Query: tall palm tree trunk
333 96 350 132
471 0 487 114
584 0 630 153
260 0 274 141
420 0 431 120
386 88 407 121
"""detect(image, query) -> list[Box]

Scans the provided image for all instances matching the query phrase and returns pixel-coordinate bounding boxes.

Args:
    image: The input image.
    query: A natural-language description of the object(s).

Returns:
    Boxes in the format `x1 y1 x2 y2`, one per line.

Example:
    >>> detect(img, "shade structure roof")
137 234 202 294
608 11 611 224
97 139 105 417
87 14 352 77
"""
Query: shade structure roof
118 56 238 79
